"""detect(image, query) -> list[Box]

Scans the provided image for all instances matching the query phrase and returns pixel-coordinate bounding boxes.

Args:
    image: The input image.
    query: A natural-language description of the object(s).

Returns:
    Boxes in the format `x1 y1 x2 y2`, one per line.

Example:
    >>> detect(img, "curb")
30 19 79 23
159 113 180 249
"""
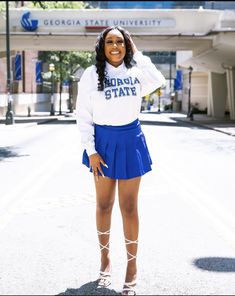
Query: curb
175 117 235 137
0 117 62 129
37 117 60 125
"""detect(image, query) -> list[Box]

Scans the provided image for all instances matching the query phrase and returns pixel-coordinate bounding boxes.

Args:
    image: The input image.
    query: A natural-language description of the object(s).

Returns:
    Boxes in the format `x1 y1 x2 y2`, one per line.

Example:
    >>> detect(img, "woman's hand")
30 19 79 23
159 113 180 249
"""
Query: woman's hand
129 36 138 54
89 153 108 181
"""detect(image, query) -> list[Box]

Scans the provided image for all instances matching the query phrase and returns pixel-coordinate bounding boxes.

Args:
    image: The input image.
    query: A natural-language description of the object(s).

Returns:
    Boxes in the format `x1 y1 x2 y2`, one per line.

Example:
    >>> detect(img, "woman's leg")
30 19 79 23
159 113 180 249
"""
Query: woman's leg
94 176 116 274
118 177 141 288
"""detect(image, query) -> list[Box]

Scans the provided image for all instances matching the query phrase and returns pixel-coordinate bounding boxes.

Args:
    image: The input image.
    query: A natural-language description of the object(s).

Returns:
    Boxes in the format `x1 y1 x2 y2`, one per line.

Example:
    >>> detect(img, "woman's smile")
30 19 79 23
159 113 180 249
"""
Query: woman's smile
110 51 120 55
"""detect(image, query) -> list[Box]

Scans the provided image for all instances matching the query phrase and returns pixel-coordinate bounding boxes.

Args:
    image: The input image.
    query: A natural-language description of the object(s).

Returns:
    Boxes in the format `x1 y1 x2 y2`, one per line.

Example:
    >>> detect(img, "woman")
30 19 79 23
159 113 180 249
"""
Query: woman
76 26 165 295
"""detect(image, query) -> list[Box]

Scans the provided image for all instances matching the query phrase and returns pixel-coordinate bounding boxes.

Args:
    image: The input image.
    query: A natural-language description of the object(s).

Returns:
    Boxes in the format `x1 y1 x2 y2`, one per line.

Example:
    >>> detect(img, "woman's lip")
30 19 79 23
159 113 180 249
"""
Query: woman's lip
110 51 120 54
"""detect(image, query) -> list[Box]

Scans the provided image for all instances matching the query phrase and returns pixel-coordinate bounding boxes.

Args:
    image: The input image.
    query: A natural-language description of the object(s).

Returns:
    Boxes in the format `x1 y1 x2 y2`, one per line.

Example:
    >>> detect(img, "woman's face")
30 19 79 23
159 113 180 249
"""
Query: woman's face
104 29 126 67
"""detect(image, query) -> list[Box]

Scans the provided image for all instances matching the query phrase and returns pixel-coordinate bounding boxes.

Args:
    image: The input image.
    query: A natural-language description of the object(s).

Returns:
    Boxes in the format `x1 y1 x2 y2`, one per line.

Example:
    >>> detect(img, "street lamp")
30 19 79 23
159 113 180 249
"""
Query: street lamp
187 66 193 118
68 75 74 113
157 88 161 113
49 63 55 116
5 0 14 125
59 51 62 115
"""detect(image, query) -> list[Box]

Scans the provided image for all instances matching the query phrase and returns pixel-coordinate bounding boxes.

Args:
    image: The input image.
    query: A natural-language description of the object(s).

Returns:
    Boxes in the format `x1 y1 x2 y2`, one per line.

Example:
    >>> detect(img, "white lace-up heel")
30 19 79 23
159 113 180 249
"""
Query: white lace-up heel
122 238 138 295
97 229 112 288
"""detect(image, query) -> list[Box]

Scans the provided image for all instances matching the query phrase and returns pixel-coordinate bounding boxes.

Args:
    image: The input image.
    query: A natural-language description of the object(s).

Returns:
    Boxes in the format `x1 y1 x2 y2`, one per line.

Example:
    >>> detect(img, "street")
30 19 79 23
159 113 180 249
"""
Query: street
0 112 235 295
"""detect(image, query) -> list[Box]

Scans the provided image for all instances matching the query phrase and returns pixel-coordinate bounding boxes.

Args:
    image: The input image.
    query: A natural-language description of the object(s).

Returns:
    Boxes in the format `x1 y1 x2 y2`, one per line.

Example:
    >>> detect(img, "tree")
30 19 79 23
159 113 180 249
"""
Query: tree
30 1 91 9
38 50 95 113
39 50 95 83
0 1 95 10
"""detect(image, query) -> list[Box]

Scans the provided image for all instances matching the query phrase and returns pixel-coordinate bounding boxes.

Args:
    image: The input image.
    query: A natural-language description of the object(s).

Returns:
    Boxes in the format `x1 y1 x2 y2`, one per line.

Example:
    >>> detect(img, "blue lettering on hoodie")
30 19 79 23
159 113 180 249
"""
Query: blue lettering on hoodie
104 77 140 100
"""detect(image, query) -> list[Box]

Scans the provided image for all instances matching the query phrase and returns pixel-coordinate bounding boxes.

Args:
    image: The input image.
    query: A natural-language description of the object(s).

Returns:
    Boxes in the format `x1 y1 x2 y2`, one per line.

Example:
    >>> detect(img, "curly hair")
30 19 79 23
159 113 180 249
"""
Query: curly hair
95 26 134 91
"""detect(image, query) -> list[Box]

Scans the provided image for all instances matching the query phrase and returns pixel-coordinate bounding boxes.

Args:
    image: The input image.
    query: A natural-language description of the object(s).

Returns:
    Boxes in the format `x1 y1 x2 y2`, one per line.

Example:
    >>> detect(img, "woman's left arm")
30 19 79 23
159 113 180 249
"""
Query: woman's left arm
130 37 166 97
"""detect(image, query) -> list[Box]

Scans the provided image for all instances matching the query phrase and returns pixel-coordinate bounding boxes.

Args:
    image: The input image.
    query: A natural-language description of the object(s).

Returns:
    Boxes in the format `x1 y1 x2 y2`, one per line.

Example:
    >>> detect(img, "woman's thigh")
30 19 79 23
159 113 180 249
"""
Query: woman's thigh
118 177 141 211
94 177 117 208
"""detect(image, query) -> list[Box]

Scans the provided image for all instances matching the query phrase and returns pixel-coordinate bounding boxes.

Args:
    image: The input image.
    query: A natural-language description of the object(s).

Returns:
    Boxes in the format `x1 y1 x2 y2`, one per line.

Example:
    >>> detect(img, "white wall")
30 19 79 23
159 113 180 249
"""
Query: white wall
0 93 69 116
181 71 208 113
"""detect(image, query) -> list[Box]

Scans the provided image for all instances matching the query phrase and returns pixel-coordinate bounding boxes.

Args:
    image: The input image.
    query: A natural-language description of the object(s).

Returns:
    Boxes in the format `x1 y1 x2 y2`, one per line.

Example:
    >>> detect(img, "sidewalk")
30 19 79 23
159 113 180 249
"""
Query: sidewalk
140 109 235 137
170 112 235 137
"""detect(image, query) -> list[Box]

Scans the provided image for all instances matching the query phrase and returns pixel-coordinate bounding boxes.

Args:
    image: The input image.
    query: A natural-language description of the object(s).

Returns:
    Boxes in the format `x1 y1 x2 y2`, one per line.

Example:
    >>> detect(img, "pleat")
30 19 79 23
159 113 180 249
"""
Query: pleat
135 133 152 174
115 136 127 179
82 149 90 167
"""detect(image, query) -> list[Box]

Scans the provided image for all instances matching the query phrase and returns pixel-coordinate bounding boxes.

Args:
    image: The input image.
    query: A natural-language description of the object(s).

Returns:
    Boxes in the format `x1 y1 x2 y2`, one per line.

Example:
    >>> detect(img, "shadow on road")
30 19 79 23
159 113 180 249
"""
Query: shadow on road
193 257 235 272
140 119 210 130
44 119 76 125
0 146 29 161
57 280 120 295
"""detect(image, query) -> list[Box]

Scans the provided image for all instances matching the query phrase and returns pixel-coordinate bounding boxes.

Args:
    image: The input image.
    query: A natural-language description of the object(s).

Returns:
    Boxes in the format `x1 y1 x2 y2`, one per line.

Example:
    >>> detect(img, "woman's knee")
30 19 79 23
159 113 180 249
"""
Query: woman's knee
119 197 138 216
97 198 114 213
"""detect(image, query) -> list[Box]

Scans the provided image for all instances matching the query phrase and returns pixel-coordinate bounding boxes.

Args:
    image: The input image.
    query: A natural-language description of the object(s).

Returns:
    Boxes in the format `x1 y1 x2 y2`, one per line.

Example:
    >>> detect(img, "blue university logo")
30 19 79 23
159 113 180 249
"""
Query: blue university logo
21 11 38 31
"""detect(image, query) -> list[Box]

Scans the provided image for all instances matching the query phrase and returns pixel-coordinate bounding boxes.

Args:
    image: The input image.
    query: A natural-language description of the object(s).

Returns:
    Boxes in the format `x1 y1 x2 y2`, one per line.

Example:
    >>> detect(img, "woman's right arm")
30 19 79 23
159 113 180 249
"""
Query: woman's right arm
76 67 97 157
76 67 107 180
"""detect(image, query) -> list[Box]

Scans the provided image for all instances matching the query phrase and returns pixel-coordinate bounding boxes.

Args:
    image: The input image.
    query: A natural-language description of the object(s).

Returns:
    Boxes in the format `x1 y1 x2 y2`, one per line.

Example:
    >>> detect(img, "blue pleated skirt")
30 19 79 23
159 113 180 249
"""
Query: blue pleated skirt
82 118 152 179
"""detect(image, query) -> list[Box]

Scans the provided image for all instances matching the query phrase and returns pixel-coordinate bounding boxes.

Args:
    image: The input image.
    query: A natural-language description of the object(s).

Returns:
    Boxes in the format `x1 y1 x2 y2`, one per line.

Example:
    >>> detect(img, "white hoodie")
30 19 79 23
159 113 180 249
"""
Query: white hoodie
76 51 166 156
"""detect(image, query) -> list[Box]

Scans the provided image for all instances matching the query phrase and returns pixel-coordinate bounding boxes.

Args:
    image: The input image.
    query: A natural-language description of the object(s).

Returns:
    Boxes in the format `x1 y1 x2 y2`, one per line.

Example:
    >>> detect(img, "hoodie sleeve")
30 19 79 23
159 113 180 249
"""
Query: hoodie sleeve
133 51 166 97
76 66 97 157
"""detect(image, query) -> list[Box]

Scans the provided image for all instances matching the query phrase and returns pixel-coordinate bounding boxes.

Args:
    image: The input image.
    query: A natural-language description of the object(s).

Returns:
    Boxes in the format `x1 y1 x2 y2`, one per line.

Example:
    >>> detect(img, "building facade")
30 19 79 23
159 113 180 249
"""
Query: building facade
1 1 235 118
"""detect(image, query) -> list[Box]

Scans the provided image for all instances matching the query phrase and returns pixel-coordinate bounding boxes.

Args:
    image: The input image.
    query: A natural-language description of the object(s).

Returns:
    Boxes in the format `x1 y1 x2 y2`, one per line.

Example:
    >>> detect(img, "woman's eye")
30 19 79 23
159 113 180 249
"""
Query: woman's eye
105 40 124 46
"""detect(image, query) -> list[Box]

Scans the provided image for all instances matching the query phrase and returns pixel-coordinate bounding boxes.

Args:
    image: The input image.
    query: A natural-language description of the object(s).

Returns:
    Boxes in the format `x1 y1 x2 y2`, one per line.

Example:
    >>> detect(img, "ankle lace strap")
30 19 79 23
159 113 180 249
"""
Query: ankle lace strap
125 238 138 262
97 230 110 236
97 229 110 252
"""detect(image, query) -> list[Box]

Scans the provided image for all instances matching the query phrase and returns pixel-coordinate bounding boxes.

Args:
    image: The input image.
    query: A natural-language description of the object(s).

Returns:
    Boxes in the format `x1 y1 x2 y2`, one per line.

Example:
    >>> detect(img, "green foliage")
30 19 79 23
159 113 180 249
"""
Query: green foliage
29 1 87 9
0 2 5 11
0 1 18 10
0 1 94 11
39 50 95 83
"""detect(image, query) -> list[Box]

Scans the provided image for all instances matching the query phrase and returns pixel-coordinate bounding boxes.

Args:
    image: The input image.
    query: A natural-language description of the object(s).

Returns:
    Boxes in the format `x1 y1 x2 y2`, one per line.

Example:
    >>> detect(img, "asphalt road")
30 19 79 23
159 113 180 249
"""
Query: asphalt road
0 113 235 295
